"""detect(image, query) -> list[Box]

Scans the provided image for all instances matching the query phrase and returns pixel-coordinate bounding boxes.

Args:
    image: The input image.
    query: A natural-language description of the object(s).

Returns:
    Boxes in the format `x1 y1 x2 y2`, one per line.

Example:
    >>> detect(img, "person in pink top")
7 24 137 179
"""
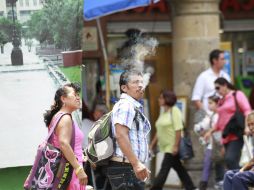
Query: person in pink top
205 77 251 170
44 83 88 190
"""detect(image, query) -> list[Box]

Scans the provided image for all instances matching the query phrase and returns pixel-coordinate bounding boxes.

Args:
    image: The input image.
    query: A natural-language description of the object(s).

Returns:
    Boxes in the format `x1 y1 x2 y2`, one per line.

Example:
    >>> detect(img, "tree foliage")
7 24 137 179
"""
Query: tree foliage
0 31 8 46
0 17 21 42
25 0 83 50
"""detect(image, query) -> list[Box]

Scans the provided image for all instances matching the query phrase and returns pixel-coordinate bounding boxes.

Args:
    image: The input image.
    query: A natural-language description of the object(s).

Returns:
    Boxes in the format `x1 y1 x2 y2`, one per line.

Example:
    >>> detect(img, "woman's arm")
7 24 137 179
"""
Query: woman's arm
149 133 158 150
236 91 251 116
56 115 87 185
172 130 181 155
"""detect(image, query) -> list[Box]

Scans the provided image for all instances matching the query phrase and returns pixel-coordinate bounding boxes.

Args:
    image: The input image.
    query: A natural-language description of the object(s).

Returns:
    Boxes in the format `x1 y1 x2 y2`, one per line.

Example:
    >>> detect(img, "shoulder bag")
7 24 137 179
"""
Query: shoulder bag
222 91 245 138
24 113 75 190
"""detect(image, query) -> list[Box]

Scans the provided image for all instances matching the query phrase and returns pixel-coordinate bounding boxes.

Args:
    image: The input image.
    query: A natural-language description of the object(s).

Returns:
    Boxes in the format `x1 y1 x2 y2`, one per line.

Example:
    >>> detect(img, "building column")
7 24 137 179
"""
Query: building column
171 0 221 185
172 0 220 95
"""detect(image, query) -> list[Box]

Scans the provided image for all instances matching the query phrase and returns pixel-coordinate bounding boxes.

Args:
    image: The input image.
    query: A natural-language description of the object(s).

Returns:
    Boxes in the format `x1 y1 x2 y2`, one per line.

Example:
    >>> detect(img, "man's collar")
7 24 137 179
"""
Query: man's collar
120 93 142 108
209 67 224 76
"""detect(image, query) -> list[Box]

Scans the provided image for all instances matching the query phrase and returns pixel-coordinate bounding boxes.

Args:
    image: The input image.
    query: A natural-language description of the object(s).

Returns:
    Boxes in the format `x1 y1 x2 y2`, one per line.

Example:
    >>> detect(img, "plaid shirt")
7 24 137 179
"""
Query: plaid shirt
111 93 151 163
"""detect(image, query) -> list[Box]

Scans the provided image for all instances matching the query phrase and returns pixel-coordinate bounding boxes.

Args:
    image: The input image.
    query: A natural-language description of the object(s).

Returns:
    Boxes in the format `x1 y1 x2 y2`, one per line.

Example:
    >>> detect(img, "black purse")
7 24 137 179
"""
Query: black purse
222 91 245 138
171 109 194 160
179 128 194 160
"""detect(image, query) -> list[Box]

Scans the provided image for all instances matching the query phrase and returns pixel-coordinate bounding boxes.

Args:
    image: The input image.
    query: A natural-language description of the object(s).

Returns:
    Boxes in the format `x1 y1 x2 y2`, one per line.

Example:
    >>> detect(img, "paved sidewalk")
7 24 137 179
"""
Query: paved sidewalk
0 41 40 66
0 41 59 168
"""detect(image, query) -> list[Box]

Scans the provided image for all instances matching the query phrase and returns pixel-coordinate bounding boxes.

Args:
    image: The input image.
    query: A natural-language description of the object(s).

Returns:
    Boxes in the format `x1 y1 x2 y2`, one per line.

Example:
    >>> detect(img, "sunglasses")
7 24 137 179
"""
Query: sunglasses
215 86 220 91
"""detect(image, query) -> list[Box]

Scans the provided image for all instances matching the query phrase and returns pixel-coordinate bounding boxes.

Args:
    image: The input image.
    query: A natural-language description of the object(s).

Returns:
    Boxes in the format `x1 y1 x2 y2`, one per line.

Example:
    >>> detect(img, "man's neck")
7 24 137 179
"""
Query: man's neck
211 66 221 76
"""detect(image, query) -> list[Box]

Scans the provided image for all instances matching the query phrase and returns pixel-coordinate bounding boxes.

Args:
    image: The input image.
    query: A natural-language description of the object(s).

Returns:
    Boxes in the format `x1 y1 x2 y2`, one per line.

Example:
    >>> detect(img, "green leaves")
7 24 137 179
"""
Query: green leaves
0 31 8 45
26 0 83 50
0 17 21 43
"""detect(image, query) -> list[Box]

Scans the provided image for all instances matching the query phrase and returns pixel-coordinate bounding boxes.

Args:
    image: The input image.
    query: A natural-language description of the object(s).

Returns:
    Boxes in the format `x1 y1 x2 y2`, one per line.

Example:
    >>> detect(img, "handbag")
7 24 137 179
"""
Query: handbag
179 131 194 160
170 109 194 160
24 113 75 190
222 91 245 138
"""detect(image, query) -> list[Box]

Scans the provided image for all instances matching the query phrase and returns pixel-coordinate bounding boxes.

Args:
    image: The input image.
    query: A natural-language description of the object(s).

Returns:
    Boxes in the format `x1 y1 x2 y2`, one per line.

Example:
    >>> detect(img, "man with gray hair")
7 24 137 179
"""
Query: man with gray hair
105 69 151 190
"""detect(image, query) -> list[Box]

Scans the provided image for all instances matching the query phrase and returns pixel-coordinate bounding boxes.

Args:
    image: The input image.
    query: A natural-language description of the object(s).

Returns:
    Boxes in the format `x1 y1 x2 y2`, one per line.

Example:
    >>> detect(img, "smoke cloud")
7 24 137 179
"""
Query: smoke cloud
120 36 158 90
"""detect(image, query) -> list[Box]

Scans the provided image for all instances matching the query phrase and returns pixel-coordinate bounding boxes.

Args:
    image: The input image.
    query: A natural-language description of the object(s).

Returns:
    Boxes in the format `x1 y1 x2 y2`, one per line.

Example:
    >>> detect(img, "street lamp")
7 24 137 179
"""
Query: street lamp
7 0 23 65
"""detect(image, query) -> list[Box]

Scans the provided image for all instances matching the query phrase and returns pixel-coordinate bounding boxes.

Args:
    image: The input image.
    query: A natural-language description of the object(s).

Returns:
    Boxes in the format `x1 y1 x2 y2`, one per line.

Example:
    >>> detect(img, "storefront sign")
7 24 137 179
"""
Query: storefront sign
221 0 254 12
221 42 234 82
121 0 254 18
82 27 98 51
132 0 254 14
132 0 168 13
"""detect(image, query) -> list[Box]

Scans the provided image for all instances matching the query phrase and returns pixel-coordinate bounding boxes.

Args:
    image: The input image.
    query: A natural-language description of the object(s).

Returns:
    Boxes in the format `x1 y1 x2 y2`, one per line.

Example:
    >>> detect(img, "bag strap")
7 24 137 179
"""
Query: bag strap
46 112 69 141
46 112 75 149
233 91 241 113
134 108 145 131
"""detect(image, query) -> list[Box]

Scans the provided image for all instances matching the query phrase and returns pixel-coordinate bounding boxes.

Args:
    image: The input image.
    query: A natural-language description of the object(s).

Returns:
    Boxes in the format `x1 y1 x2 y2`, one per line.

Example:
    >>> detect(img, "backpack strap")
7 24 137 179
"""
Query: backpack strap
121 108 144 162
133 108 146 131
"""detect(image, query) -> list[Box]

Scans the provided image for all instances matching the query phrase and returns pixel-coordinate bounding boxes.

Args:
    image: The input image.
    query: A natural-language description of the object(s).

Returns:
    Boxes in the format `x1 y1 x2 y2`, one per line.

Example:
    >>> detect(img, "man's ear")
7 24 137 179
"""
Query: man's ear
213 58 218 64
121 85 127 93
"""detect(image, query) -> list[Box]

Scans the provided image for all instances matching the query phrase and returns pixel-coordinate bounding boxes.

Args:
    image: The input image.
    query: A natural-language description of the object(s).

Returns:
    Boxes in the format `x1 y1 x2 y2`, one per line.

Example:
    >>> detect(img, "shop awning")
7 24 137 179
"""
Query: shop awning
83 0 160 107
84 0 160 20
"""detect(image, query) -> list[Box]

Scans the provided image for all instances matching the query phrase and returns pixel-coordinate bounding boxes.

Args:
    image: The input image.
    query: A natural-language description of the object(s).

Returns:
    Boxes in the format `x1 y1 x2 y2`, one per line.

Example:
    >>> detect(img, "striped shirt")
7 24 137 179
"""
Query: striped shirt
111 93 151 163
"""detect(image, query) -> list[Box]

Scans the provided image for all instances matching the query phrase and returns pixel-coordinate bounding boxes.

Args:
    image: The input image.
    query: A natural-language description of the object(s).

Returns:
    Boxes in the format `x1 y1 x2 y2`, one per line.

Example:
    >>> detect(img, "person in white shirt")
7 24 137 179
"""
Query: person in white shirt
192 49 230 190
192 49 230 114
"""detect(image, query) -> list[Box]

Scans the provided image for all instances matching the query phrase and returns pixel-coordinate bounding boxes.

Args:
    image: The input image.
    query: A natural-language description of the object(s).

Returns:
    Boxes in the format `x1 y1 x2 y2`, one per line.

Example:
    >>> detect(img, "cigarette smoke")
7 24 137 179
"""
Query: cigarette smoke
120 36 158 90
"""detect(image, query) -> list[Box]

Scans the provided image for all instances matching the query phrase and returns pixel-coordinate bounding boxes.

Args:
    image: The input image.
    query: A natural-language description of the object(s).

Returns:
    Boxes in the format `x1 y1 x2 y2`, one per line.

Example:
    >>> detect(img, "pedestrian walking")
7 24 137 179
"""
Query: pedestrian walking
192 49 230 189
43 83 88 189
194 95 224 190
192 49 230 114
204 78 251 170
149 90 196 190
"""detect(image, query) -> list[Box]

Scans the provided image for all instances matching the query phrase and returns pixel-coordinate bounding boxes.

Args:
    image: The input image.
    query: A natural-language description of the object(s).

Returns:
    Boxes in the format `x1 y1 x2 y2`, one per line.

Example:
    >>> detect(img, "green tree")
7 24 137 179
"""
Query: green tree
0 17 21 42
25 11 53 44
26 0 83 50
0 31 8 45
0 31 8 53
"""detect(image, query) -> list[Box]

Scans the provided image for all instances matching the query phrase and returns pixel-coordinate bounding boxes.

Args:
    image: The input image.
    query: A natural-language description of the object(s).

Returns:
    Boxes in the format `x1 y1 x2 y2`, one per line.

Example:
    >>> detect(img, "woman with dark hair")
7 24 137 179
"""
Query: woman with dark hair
149 90 196 190
44 83 88 190
205 77 251 170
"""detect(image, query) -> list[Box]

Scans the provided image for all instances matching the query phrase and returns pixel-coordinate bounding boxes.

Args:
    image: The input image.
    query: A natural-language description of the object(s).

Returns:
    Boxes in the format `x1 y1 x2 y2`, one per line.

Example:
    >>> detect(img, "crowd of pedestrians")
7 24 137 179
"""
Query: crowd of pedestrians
27 48 254 190
79 49 254 190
